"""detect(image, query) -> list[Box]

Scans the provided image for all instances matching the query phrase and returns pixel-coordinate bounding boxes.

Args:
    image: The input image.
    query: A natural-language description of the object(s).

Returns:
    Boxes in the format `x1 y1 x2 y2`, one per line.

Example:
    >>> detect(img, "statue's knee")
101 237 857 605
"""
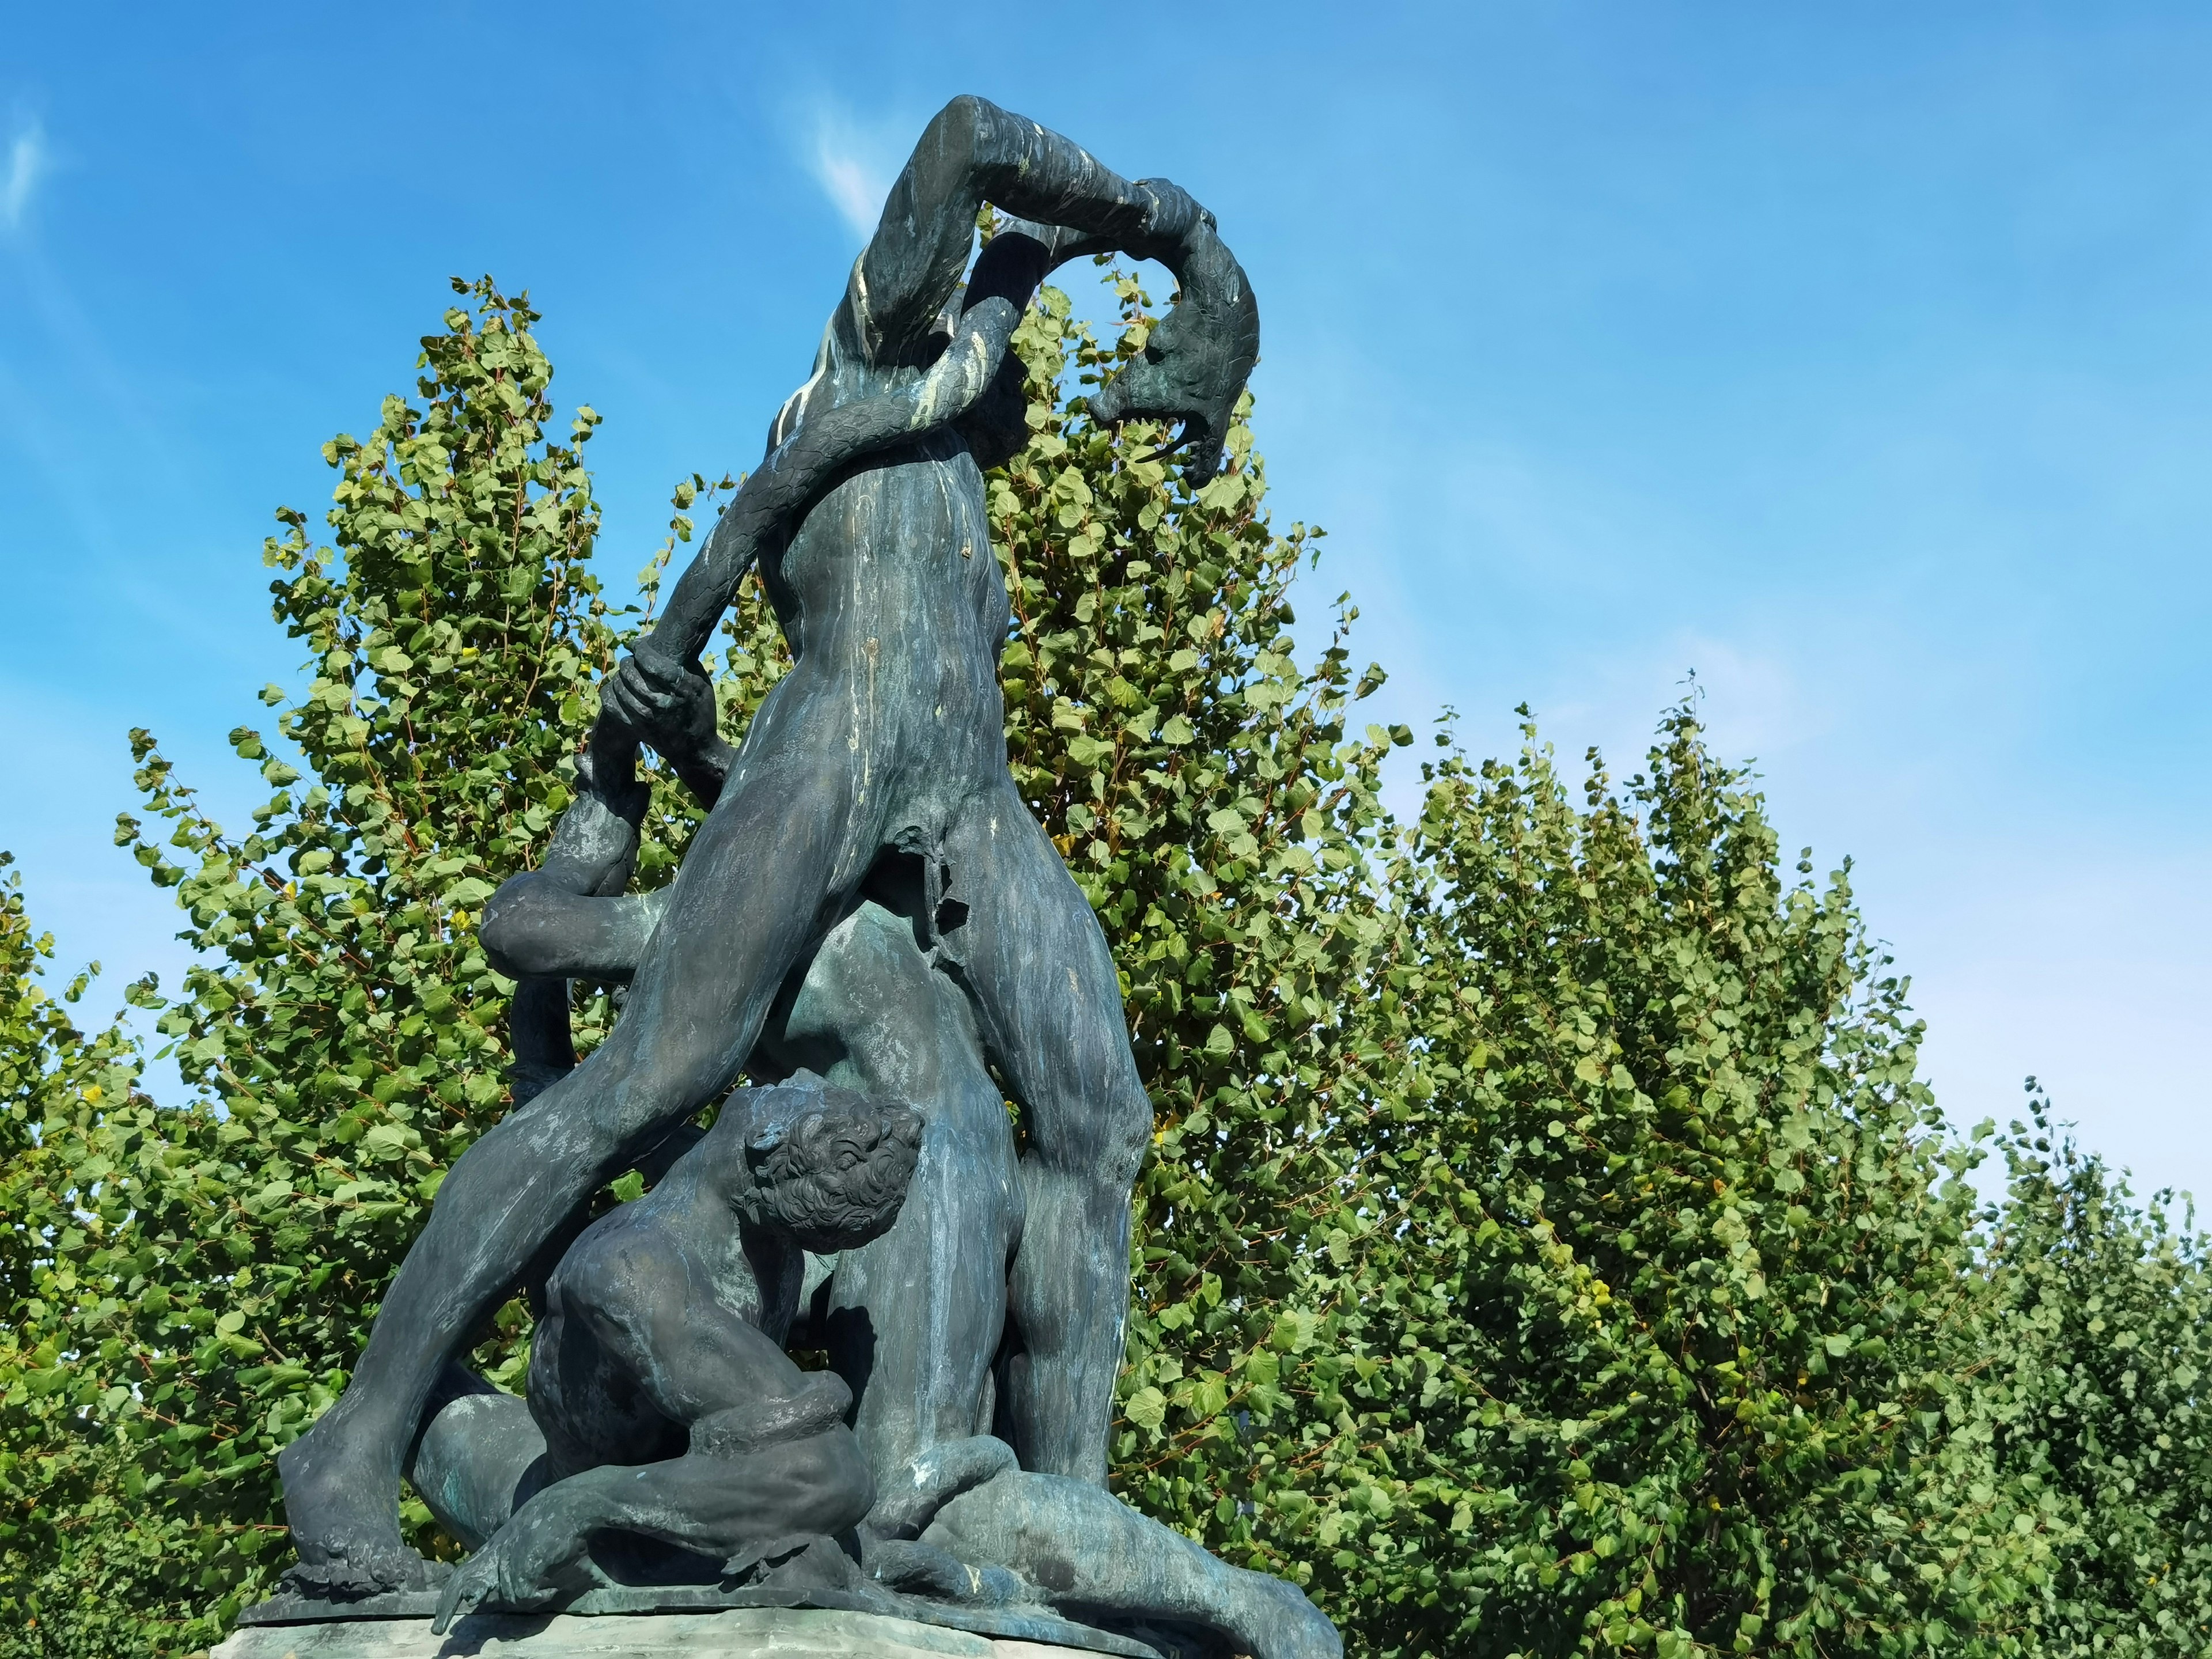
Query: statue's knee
692 1395 876 1535
754 1424 877 1540
1036 1083 1151 1192
816 1423 876 1528
596 1033 725 1147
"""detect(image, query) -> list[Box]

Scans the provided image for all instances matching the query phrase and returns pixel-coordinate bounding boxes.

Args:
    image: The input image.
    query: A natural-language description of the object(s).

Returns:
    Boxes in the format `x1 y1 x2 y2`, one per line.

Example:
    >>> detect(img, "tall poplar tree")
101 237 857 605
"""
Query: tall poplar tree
4 274 2207 1659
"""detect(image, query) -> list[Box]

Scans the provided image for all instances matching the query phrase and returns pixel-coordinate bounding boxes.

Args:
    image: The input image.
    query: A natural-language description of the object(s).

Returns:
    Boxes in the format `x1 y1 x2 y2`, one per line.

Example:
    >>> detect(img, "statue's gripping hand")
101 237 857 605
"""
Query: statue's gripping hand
601 646 724 769
430 1497 601 1633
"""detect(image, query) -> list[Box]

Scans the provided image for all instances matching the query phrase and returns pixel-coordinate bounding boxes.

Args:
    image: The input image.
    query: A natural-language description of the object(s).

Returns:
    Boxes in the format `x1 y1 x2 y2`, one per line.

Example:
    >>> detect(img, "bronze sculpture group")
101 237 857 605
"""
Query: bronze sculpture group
263 96 1335 1659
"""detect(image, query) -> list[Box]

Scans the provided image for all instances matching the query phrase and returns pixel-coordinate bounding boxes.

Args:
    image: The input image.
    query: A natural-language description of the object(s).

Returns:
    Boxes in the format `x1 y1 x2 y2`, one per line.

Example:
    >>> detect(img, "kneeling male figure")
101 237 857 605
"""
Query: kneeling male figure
414 1073 922 1627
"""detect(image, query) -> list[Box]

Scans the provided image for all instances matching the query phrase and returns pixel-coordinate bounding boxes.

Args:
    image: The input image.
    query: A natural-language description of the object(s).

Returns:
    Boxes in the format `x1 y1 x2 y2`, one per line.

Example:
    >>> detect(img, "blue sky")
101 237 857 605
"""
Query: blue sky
5 5 2209 1203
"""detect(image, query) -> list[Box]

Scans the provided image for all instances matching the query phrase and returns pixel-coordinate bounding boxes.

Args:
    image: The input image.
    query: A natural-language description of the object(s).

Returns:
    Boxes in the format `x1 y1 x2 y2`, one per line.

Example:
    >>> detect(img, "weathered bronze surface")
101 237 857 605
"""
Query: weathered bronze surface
263 96 1330 1659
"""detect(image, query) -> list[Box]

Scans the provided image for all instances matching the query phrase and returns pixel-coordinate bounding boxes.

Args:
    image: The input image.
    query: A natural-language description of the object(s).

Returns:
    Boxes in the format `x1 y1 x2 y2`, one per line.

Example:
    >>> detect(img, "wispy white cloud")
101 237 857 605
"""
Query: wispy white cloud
802 101 902 241
2 116 48 233
1537 628 1843 781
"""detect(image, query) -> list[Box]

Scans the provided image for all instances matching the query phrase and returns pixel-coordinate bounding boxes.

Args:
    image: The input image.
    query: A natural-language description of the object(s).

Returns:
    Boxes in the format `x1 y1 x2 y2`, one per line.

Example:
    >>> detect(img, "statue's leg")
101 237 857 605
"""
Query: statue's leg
774 900 1025 1521
941 783 1150 1483
433 1249 874 1630
278 745 874 1589
831 1121 1017 1511
923 1473 1341 1659
406 1374 549 1550
432 1421 874 1633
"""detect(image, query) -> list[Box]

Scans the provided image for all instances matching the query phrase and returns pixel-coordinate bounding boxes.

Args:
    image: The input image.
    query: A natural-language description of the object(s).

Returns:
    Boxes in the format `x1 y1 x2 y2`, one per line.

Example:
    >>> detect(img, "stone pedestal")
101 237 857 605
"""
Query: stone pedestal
214 1606 1126 1659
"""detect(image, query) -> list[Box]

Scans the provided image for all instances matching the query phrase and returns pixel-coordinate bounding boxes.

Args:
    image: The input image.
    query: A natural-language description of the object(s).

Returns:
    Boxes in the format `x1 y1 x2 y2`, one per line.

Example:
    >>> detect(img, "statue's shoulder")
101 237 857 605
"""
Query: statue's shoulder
546 1196 691 1305
771 289 955 454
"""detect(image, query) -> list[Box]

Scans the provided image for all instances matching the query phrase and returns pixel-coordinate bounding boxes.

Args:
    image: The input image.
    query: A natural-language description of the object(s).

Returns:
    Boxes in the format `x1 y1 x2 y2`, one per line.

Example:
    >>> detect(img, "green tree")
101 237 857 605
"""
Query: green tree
0 279 638 1652
0 857 164 1654
6 265 2195 1659
1111 696 2077 1659
1979 1099 2212 1658
0 857 148 1317
1267 714 2071 1657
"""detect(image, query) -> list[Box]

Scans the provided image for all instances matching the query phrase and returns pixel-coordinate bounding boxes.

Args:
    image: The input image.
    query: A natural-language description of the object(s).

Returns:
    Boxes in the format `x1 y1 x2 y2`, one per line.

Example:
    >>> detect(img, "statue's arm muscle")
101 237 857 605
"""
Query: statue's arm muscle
846 94 1190 366
624 98 1203 671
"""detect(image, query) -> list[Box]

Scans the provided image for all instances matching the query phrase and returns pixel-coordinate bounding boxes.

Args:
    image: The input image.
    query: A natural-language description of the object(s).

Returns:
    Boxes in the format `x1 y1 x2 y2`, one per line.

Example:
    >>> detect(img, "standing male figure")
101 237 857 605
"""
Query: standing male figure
281 95 1258 1591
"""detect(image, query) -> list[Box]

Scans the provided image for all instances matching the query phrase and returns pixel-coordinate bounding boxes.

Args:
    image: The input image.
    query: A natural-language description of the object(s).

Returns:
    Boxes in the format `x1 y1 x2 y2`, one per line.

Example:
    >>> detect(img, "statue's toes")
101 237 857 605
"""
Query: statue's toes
866 1539 1023 1607
281 1548 449 1600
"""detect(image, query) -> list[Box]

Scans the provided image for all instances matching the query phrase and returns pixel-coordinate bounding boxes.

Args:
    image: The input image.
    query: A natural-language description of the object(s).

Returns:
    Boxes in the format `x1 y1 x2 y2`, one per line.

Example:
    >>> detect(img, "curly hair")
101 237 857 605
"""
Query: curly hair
749 1093 924 1252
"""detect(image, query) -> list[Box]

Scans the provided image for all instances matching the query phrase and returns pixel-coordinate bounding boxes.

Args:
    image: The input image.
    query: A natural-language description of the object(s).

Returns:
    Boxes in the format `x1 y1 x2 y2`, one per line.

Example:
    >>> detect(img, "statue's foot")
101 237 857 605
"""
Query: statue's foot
865 1538 1025 1607
280 1555 451 1601
277 1418 445 1597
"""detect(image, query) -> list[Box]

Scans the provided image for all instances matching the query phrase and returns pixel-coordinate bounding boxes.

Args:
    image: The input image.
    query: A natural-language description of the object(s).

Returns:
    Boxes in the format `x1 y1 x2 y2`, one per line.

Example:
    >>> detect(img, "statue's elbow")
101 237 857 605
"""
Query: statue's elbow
478 877 544 979
925 94 993 165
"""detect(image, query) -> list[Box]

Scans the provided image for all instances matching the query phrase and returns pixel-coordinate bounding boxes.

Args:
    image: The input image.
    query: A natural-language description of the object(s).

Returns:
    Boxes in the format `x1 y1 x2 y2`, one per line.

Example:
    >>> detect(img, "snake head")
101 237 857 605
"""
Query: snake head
1089 219 1259 485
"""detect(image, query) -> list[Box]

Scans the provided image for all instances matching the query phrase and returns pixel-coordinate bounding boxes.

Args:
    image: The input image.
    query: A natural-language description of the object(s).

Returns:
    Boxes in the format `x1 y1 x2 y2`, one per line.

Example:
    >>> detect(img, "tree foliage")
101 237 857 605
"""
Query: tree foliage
0 279 646 1652
2 275 2209 1659
1978 1104 2212 1658
1273 722 2056 1656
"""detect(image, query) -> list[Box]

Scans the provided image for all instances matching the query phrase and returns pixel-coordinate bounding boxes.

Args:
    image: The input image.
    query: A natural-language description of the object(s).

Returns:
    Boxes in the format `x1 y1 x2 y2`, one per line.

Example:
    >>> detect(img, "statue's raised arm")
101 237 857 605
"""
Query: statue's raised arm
844 94 1198 368
620 96 1257 697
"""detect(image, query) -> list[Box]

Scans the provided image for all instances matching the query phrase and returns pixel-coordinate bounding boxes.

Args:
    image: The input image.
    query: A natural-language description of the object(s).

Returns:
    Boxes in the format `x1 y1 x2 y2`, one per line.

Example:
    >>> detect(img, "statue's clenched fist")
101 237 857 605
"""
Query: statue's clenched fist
600 643 720 763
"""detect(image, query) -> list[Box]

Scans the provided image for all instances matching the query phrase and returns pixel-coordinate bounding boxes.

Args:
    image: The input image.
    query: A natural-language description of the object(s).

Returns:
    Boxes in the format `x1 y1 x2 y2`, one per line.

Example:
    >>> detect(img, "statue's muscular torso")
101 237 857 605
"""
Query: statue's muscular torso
729 325 1017 850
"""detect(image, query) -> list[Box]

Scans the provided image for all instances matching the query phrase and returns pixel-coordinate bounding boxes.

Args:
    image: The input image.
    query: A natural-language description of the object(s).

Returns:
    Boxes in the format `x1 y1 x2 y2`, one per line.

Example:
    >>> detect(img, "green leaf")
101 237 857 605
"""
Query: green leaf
1124 1385 1167 1435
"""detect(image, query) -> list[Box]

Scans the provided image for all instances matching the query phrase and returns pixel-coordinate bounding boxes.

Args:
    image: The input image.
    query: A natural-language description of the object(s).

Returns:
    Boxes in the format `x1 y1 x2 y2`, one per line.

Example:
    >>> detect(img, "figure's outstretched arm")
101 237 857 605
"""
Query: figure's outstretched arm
429 1421 872 1633
844 94 1200 367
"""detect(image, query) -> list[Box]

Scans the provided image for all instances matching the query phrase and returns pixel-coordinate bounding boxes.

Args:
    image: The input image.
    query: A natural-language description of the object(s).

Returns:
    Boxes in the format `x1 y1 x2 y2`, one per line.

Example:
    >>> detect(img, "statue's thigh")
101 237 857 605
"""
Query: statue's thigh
605 749 878 1119
409 1388 546 1550
942 789 1147 1173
